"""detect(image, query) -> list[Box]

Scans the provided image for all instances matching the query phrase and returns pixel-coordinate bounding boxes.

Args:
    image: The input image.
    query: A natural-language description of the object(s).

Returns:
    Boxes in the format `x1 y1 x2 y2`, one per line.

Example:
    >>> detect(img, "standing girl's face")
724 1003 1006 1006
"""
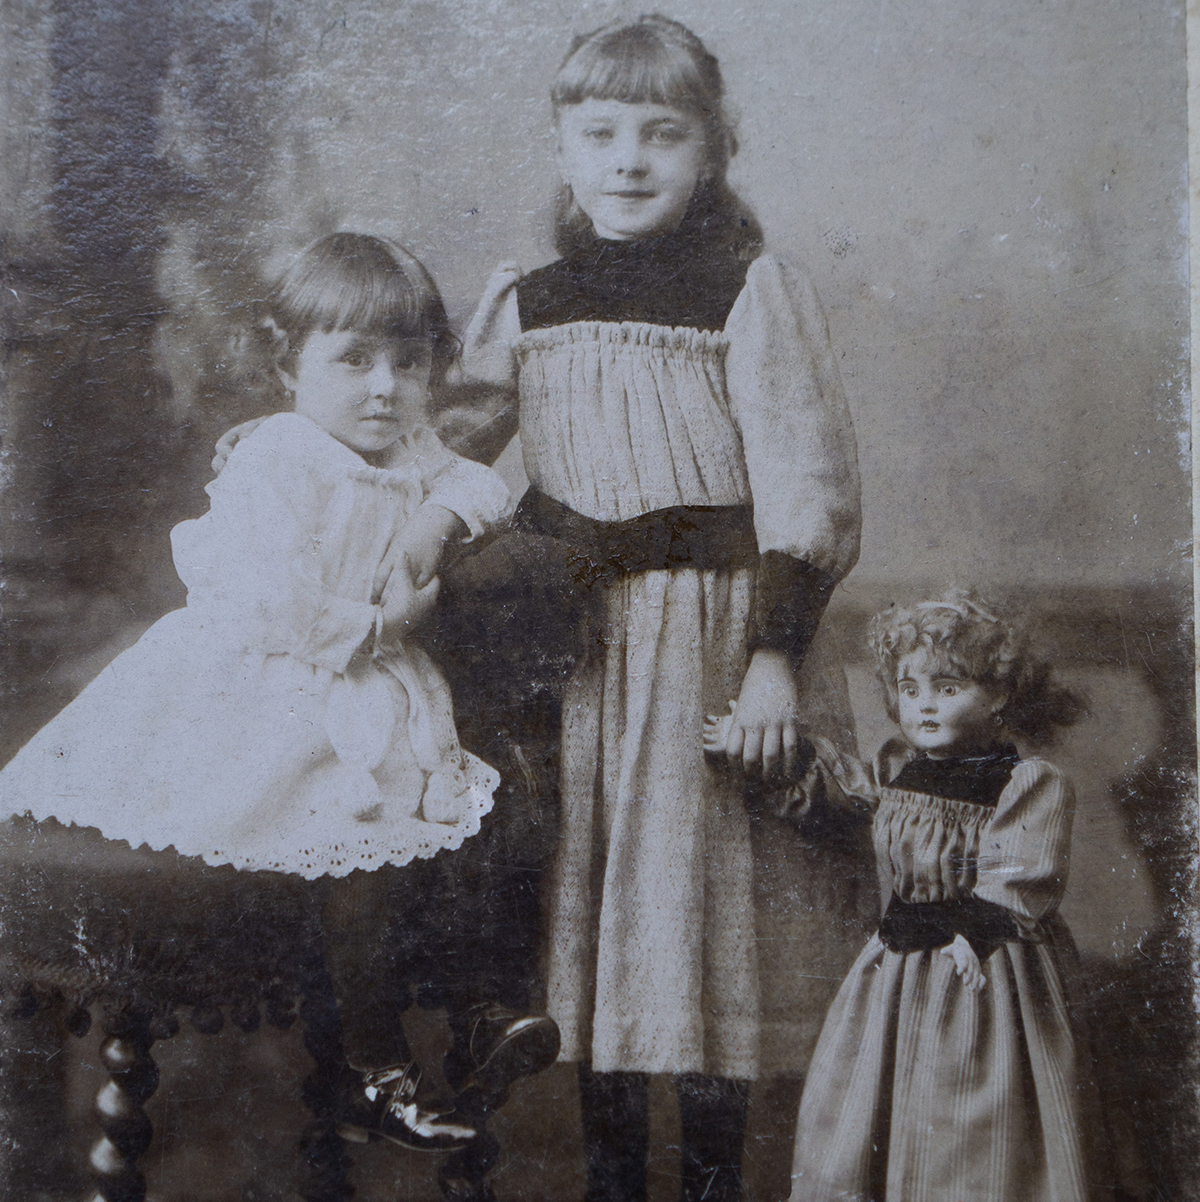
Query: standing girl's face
556 99 708 241
279 328 432 457
895 648 1006 759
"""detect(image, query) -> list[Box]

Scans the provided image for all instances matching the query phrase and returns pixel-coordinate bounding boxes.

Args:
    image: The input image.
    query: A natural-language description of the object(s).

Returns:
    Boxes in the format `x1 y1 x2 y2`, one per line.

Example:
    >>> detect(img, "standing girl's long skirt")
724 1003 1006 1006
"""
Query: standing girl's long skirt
545 566 759 1080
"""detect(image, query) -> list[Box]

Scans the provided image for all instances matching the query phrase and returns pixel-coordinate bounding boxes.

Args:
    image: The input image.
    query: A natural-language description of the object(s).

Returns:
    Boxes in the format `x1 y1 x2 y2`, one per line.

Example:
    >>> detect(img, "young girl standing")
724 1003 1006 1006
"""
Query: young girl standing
459 17 861 1201
0 233 558 1153
773 594 1092 1202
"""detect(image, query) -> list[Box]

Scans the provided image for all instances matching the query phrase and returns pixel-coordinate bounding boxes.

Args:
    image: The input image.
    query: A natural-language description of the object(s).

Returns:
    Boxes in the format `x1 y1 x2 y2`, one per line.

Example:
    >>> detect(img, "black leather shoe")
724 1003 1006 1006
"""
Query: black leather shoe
454 1004 561 1097
336 1063 478 1153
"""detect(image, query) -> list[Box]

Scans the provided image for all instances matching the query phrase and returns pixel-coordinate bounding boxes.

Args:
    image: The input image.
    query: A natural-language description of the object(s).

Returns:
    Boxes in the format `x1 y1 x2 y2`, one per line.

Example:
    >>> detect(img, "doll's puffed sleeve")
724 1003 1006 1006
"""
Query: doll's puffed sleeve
411 428 515 542
436 263 524 466
972 759 1075 925
723 256 862 666
172 416 375 674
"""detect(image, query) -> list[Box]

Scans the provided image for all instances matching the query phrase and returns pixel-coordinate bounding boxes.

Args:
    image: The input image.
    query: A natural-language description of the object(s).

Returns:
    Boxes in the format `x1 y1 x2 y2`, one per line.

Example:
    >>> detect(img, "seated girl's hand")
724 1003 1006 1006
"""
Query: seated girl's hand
375 505 468 595
940 933 987 992
725 648 801 780
377 560 441 646
212 416 270 474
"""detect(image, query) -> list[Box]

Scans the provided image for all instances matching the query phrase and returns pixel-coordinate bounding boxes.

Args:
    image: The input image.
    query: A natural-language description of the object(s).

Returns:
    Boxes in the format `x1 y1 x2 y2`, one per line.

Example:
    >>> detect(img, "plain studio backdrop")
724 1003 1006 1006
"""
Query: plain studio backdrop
0 1 1193 1199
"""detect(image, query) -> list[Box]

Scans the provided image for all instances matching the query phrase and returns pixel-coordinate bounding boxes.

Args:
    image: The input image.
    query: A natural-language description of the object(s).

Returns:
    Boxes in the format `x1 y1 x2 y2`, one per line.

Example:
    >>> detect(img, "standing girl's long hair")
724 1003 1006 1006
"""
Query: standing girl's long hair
550 14 764 260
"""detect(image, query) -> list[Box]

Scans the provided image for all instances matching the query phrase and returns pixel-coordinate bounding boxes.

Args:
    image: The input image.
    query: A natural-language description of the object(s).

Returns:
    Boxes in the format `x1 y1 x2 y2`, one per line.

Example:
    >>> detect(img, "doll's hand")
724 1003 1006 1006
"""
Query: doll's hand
725 648 801 780
703 707 737 755
212 416 270 474
378 559 441 645
940 933 987 992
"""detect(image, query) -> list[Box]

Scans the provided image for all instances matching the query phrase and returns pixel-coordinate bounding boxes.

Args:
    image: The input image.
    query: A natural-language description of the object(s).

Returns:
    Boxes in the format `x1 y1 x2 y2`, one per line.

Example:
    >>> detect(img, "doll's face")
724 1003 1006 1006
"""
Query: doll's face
896 648 1006 759
279 328 431 457
556 99 708 241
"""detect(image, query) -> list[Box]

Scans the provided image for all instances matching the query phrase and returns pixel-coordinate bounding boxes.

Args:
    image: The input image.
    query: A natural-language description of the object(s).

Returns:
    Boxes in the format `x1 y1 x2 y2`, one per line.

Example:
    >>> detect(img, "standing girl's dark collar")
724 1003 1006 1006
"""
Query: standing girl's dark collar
518 199 753 333
888 744 1022 807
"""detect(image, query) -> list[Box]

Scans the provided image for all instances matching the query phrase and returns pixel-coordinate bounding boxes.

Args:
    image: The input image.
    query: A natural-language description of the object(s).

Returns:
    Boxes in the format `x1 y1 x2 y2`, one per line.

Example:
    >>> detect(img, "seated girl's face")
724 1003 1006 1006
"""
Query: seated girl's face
280 328 432 457
896 647 1005 759
556 99 708 242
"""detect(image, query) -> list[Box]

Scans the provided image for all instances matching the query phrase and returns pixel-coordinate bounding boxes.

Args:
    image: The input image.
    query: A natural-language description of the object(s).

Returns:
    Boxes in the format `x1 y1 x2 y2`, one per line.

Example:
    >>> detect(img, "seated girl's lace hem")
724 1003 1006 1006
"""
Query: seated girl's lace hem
14 752 498 881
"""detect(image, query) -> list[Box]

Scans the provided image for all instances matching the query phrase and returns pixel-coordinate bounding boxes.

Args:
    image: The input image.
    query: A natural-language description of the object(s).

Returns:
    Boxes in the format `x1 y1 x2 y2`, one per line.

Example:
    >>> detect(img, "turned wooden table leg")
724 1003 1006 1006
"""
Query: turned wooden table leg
88 1011 158 1202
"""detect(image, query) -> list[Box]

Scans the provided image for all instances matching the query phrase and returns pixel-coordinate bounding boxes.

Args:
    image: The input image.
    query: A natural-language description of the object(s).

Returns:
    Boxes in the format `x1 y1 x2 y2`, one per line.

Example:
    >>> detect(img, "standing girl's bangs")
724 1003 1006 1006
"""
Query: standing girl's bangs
552 17 725 125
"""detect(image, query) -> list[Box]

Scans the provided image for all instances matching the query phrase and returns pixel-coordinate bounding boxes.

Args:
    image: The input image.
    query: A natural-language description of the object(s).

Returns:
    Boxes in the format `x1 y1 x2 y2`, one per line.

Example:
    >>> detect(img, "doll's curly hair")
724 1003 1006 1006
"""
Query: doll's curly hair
869 590 1086 747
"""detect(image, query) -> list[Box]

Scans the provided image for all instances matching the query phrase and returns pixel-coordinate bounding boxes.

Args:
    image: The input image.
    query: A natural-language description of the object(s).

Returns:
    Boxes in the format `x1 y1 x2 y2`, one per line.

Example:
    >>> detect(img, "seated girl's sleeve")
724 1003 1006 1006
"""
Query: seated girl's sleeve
172 419 375 674
972 759 1075 925
416 430 515 541
435 264 523 465
723 256 862 665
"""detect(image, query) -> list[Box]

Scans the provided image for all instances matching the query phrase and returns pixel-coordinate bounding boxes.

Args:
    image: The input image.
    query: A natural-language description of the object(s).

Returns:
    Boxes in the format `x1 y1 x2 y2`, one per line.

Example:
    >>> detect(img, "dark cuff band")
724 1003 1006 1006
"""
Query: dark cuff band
749 551 837 669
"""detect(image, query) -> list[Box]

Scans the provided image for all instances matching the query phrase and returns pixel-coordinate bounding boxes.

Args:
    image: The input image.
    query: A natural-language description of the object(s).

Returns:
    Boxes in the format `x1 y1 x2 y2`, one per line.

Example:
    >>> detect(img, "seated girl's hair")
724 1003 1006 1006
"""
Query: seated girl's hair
550 14 763 260
267 232 458 391
869 590 1086 746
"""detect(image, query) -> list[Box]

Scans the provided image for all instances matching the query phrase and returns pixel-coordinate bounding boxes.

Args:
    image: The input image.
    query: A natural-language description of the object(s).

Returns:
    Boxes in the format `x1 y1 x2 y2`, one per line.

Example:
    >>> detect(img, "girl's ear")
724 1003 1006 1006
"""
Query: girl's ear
276 360 298 395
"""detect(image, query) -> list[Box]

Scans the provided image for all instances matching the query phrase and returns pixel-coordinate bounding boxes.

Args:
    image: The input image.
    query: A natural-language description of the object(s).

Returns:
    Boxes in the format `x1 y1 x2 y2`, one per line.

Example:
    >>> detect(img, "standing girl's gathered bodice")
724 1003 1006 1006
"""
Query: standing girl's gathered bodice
512 322 746 519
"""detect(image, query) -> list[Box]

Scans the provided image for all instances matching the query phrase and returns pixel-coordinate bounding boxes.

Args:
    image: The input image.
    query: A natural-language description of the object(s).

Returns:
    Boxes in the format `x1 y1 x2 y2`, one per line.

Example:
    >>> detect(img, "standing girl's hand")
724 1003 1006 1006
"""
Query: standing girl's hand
940 934 987 991
724 648 801 780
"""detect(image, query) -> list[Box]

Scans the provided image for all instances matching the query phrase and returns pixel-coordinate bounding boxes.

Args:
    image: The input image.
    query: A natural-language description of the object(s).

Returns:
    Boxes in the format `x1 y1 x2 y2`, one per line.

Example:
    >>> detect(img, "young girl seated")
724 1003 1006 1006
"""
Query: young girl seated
0 232 557 1153
707 592 1093 1202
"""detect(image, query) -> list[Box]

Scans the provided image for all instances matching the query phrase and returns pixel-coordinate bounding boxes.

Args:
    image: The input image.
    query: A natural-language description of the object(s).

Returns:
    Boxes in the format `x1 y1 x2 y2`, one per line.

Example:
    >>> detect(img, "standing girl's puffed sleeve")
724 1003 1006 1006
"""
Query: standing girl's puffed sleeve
723 255 862 665
972 759 1075 924
435 264 524 466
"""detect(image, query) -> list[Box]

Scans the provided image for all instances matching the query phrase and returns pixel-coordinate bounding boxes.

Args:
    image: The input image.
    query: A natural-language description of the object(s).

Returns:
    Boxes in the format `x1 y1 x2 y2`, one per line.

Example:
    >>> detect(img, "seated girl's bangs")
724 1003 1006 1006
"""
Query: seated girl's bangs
272 233 442 346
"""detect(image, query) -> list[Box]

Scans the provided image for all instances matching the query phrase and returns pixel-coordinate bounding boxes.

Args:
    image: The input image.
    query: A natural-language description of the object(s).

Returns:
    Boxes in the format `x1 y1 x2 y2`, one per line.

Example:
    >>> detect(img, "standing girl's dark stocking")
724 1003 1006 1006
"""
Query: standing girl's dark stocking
577 1064 650 1202
676 1074 750 1202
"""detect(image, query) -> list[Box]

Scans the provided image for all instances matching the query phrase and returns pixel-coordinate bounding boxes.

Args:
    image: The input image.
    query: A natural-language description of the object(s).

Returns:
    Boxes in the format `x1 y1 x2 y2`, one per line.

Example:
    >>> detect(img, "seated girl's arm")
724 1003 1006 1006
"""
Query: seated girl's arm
372 432 515 596
177 418 377 674
721 256 863 778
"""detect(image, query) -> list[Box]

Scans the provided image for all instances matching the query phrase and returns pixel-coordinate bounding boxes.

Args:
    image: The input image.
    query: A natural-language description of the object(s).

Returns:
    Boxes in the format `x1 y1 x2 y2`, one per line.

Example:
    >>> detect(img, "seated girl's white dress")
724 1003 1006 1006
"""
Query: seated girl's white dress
0 412 513 879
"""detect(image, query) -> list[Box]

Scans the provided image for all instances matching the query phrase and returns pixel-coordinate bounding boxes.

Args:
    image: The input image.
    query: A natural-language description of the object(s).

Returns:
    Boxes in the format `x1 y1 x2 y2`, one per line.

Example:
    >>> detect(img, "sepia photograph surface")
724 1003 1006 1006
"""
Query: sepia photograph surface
0 1 1193 1200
